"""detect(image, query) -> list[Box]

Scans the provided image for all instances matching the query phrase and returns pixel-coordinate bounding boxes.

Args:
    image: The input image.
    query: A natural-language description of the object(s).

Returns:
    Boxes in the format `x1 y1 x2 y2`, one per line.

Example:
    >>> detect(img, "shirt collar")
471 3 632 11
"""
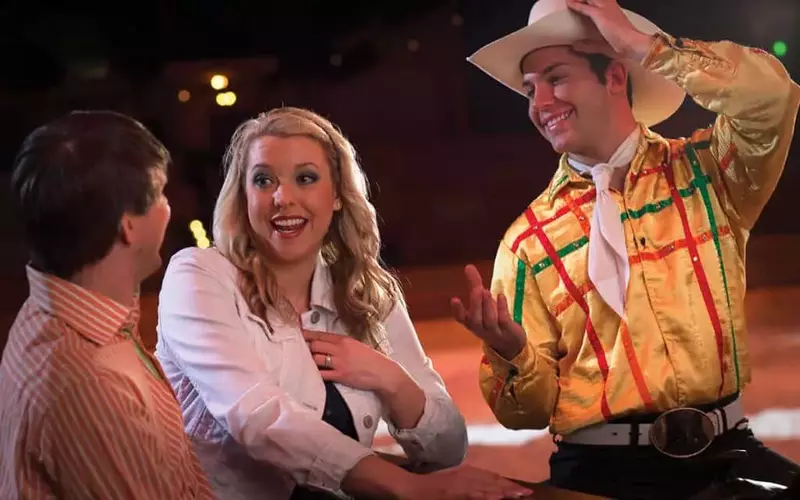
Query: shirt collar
546 123 665 204
26 265 140 346
309 254 336 313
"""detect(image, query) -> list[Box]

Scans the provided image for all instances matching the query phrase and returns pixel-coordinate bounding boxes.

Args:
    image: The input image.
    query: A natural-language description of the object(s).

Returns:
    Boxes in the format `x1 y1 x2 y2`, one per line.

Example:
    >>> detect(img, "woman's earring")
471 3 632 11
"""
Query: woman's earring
333 199 342 211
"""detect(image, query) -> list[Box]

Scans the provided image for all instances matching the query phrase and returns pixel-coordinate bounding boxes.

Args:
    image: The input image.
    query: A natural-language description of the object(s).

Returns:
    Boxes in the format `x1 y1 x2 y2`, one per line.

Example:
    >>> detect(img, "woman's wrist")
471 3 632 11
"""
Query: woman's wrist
375 360 412 399
341 454 416 499
376 361 426 430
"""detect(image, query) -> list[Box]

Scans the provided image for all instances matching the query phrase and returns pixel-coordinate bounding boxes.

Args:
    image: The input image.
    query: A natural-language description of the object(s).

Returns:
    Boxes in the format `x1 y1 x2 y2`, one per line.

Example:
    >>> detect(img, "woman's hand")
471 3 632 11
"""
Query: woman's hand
342 456 533 500
304 330 426 429
304 330 404 393
401 464 534 500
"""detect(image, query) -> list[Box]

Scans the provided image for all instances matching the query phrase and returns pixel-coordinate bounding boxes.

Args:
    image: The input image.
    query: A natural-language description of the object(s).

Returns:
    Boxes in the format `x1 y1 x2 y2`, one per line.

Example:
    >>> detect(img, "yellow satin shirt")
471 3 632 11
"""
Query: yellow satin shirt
479 31 800 436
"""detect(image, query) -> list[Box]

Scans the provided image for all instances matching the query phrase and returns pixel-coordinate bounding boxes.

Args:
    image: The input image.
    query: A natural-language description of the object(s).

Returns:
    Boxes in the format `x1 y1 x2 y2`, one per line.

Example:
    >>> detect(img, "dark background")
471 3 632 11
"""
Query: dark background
0 0 798 299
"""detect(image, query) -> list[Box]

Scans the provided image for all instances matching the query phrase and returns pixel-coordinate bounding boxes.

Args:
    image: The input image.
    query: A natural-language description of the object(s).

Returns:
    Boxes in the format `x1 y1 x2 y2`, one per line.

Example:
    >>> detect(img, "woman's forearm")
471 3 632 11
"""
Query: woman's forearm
377 366 426 430
340 455 415 499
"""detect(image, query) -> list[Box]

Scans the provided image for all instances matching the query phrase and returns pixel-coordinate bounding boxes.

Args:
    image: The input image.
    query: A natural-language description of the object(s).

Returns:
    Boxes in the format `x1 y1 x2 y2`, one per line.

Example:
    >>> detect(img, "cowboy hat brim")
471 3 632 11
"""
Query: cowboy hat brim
466 8 686 127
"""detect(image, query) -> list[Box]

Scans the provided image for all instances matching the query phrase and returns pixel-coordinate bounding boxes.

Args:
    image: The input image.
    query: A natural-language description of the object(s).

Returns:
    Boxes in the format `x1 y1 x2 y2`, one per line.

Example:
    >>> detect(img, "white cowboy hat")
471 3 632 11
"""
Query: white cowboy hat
466 0 686 127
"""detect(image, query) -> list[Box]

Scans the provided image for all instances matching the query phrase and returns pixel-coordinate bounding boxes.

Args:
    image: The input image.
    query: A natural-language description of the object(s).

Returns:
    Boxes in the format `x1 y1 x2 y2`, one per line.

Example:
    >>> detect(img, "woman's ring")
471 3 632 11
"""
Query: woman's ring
324 354 332 369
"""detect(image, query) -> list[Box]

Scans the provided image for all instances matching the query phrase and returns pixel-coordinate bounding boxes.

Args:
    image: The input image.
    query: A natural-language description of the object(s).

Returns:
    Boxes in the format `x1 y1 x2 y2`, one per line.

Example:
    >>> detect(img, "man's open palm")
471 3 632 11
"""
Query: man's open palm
450 264 526 361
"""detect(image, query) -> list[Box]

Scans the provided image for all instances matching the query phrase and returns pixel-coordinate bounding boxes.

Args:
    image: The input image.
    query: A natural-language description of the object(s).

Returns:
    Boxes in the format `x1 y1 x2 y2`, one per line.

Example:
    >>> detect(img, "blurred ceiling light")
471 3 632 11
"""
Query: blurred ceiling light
177 89 191 102
451 14 464 26
210 74 229 90
330 53 343 67
189 220 212 249
407 39 420 52
215 91 237 106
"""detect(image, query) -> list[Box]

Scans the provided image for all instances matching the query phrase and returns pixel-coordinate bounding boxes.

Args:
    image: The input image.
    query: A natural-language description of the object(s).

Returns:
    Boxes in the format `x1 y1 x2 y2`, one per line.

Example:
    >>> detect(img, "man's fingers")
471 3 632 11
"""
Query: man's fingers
497 294 523 334
482 290 499 331
496 294 511 321
565 0 600 16
497 294 527 346
464 265 488 328
451 297 468 324
464 264 485 290
468 284 484 328
452 297 490 342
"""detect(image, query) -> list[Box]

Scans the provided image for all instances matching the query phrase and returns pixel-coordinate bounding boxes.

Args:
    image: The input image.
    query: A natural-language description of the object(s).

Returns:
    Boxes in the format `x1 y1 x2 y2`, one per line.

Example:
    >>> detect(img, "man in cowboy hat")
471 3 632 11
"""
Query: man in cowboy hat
451 0 800 497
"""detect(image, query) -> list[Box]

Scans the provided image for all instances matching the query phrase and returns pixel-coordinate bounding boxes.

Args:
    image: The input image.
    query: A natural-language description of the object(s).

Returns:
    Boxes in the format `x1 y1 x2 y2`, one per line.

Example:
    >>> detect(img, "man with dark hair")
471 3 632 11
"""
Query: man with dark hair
452 0 800 498
0 110 213 499
570 49 633 106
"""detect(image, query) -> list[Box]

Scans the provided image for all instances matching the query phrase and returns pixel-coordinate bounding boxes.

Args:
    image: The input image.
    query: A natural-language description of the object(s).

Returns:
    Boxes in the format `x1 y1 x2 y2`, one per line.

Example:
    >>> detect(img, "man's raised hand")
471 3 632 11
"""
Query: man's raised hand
450 264 526 361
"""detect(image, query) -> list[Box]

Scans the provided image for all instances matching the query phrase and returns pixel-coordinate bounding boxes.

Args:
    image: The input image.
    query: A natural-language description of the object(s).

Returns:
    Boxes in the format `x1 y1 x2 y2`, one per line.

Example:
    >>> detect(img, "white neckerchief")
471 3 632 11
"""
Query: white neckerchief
567 128 640 318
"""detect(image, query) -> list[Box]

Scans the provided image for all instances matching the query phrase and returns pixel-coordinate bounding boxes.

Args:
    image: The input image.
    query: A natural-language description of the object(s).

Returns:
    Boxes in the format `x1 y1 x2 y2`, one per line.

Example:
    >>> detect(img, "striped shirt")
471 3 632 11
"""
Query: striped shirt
0 266 214 499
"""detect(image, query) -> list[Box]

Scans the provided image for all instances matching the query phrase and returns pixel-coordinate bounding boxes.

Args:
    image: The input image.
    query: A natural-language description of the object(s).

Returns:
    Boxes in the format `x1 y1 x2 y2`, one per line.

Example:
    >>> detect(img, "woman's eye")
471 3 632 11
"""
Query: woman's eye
253 173 272 188
297 172 319 185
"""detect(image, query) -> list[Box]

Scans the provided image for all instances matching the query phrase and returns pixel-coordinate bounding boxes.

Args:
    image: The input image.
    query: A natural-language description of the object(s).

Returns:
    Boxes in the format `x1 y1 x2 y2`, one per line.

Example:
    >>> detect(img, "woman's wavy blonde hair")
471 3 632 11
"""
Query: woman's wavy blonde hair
213 106 403 350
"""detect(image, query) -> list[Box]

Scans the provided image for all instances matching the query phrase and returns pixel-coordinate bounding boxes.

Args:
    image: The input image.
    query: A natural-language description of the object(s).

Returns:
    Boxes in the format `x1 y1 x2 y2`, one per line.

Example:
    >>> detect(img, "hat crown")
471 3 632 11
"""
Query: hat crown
469 0 687 127
528 0 569 26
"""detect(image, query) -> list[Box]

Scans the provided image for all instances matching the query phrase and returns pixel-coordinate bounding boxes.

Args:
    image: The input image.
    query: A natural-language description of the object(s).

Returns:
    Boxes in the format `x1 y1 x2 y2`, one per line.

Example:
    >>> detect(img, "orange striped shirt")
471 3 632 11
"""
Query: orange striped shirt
0 266 213 499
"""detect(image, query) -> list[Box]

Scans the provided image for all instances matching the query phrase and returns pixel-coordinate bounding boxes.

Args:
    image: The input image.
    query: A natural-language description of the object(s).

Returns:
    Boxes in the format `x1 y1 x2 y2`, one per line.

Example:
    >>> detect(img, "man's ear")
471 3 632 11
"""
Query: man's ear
605 60 629 97
119 213 135 246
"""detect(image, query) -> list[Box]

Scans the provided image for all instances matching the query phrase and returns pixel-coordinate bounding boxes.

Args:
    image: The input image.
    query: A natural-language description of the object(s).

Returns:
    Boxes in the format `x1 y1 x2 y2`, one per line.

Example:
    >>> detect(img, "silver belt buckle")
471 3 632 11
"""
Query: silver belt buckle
649 407 716 458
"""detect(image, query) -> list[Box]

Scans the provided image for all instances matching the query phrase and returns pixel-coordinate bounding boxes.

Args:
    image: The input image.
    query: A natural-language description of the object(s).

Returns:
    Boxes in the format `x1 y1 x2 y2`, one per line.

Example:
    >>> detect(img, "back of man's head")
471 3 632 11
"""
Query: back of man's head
10 110 171 279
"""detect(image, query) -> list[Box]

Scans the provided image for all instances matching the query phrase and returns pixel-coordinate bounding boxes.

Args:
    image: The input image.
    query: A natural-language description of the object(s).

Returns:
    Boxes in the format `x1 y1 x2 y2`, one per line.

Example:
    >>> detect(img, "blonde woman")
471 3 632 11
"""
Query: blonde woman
155 107 532 500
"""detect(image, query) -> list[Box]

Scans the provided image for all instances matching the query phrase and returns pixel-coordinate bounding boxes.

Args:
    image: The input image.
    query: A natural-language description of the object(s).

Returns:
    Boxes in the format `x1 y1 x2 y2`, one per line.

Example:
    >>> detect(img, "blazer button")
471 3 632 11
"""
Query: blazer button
363 415 374 428
310 311 321 324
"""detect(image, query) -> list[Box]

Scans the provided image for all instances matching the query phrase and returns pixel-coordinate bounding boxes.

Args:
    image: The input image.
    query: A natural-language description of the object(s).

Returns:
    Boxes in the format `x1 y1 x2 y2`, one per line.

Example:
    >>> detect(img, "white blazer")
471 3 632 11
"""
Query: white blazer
155 247 468 499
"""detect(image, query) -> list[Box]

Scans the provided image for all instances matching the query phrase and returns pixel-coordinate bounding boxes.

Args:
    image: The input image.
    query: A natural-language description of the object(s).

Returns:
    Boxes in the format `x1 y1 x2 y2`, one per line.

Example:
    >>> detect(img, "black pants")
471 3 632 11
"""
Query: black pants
549 425 800 499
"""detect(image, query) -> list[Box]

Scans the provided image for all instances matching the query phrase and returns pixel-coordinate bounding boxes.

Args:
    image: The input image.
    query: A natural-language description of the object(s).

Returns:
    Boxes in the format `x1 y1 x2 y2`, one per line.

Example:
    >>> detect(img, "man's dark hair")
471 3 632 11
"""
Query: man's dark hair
10 110 170 279
572 49 634 106
519 48 634 106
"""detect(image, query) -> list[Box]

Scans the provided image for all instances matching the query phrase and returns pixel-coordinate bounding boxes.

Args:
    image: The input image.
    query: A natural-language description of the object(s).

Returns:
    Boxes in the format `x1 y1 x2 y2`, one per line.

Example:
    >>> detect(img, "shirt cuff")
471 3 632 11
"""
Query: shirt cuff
306 442 375 496
385 391 438 453
483 342 536 382
641 30 720 74
641 30 675 70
